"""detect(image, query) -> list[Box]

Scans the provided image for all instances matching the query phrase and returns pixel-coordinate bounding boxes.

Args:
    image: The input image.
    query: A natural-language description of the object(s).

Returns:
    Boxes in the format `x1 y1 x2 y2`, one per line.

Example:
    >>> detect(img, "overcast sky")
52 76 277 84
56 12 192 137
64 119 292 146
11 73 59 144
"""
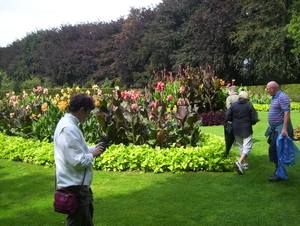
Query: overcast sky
0 0 162 47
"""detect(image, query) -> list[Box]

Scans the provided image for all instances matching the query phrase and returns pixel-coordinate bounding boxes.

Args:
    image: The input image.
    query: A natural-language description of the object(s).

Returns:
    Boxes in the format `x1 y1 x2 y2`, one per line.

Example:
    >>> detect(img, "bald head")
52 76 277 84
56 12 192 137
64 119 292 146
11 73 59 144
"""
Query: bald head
266 81 280 96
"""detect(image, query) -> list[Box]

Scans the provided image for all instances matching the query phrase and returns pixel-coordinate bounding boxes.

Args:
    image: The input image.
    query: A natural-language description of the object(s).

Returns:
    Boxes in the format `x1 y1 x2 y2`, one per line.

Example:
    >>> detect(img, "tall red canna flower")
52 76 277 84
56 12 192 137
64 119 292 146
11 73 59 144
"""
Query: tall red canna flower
179 86 185 93
156 82 165 91
166 94 174 101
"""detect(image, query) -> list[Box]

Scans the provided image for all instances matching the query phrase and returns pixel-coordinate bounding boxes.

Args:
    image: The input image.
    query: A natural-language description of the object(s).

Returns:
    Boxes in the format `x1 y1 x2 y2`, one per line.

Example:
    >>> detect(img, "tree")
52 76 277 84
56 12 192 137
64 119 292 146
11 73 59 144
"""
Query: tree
177 0 242 81
111 7 156 88
143 0 203 72
230 0 300 85
287 1 300 54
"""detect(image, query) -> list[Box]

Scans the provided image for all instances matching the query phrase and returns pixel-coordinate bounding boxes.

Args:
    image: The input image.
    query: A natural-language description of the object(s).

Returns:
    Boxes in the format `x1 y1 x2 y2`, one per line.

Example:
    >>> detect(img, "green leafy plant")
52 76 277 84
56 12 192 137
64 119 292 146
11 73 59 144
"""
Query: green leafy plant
0 132 237 173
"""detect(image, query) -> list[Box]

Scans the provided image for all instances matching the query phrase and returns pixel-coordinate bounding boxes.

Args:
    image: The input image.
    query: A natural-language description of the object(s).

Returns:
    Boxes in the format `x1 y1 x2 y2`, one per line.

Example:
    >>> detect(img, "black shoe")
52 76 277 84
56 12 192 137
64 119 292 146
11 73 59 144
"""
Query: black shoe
268 174 282 182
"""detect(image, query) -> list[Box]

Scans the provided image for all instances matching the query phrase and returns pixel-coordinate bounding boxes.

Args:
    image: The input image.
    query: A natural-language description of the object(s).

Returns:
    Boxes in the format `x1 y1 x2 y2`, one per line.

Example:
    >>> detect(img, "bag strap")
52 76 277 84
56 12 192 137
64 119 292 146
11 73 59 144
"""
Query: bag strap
55 168 87 190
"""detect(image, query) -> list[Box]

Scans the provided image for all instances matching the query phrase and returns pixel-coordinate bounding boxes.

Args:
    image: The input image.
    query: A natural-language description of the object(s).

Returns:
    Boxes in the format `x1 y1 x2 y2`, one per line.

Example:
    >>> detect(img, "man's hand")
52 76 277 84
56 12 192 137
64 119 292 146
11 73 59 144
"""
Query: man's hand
91 146 104 157
281 128 288 137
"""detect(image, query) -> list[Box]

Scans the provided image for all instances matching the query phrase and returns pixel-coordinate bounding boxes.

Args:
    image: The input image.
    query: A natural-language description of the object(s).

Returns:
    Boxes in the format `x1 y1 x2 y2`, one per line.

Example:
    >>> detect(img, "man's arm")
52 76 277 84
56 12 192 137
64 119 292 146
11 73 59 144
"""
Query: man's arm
281 111 290 136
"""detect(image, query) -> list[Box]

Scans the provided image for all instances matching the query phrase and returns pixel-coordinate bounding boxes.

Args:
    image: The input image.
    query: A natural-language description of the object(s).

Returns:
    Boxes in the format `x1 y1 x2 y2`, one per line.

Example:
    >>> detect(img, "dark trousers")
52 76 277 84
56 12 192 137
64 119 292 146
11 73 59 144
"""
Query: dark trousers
65 186 94 226
269 131 279 164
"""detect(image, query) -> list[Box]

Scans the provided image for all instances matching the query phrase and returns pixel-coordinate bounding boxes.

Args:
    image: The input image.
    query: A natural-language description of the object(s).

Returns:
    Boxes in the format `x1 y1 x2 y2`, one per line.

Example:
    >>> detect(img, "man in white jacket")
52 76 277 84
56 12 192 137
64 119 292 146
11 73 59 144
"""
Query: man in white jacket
54 93 104 226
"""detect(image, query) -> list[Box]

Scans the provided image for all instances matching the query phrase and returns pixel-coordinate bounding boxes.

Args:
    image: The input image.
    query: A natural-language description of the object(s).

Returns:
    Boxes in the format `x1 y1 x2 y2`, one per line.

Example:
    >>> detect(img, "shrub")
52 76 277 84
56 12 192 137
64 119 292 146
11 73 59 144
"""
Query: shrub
0 132 237 173
199 111 226 126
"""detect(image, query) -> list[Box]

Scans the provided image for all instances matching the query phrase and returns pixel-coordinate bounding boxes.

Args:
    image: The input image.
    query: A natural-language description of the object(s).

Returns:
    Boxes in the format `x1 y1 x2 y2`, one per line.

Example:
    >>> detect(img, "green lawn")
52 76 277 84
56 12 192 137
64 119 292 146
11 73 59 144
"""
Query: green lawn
1 110 300 226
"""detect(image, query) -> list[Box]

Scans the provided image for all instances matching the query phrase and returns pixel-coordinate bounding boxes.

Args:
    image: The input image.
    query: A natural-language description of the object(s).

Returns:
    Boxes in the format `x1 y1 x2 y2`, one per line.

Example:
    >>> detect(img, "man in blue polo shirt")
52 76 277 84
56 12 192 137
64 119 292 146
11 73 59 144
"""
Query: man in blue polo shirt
265 81 293 182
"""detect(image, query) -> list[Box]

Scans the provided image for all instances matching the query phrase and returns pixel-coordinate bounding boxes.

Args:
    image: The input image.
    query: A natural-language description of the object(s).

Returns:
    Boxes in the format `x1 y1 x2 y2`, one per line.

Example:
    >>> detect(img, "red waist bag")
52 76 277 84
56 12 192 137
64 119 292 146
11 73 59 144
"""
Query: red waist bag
53 188 79 215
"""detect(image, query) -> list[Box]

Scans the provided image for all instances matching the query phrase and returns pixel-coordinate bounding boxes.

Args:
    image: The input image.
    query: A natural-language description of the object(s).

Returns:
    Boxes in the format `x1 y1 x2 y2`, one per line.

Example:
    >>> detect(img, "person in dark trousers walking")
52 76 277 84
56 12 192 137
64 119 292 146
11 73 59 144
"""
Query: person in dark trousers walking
265 81 293 182
54 93 105 226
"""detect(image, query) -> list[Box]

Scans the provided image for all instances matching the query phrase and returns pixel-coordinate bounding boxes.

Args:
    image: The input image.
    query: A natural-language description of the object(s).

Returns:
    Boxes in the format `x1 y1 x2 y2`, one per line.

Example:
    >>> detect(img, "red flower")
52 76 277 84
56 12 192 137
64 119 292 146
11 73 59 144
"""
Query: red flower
179 86 185 93
152 101 158 108
131 92 139 100
167 94 174 101
121 91 130 100
156 82 165 91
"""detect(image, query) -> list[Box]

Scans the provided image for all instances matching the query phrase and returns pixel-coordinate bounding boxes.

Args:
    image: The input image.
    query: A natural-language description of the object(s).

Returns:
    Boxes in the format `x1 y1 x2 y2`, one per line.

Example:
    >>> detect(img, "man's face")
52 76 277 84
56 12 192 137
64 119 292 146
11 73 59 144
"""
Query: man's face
266 85 275 96
78 108 92 123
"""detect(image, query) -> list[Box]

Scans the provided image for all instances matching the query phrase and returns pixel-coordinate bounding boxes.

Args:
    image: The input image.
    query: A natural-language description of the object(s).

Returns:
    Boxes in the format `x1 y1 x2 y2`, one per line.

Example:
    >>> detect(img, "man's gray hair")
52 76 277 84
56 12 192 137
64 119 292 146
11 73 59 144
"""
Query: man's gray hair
228 86 236 92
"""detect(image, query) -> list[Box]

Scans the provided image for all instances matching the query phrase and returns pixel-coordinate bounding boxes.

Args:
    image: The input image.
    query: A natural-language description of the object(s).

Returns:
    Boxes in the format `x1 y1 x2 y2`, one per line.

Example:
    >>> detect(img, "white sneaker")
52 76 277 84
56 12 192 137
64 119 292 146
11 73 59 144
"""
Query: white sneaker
234 162 243 174
243 164 249 170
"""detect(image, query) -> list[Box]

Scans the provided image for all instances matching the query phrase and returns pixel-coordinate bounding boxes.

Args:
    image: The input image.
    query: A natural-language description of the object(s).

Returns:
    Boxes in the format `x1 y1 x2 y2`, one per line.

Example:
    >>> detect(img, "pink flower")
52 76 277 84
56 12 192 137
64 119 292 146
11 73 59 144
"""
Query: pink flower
226 83 231 88
37 86 42 92
156 82 165 91
165 115 169 120
97 89 102 95
166 94 174 101
149 114 155 120
33 86 43 93
177 98 185 106
9 95 16 102
10 113 15 118
121 91 130 100
131 103 138 109
23 92 28 98
43 89 48 95
179 86 185 93
131 92 139 100
152 101 158 108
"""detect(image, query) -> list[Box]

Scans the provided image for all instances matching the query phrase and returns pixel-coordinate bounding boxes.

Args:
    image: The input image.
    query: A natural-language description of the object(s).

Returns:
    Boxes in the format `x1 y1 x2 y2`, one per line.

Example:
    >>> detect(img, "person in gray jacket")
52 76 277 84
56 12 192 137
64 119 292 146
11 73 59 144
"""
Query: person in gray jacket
226 91 258 174
226 86 239 109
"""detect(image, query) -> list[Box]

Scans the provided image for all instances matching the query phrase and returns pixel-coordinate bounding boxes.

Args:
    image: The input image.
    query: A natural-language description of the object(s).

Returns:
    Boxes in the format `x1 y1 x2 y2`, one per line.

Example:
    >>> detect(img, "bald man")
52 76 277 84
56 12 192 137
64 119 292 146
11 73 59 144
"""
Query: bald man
265 81 293 182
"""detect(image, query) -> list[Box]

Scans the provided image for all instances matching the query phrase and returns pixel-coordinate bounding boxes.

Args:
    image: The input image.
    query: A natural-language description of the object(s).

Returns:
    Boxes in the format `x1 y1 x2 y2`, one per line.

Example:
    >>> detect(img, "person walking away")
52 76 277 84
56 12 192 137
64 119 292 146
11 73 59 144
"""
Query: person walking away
265 81 293 182
54 93 105 226
226 91 258 174
226 86 239 147
226 86 239 109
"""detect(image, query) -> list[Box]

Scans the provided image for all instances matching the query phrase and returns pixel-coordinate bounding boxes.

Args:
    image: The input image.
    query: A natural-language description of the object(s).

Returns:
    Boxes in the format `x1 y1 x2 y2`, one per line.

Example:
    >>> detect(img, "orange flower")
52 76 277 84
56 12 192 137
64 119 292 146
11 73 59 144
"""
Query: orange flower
41 102 48 112
131 103 138 109
95 100 100 106
57 101 68 111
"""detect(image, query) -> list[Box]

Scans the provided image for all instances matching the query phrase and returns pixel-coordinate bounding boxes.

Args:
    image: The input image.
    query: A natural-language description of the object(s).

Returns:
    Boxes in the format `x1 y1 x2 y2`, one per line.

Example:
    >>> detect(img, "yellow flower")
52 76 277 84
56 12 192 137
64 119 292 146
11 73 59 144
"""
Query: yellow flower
76 86 81 92
30 114 36 119
63 93 70 99
41 102 48 112
67 88 73 94
57 101 68 111
37 114 41 118
92 84 98 89
61 89 65 94
86 90 91 95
